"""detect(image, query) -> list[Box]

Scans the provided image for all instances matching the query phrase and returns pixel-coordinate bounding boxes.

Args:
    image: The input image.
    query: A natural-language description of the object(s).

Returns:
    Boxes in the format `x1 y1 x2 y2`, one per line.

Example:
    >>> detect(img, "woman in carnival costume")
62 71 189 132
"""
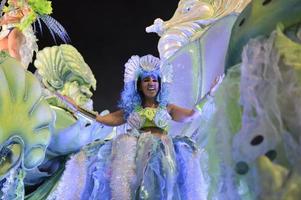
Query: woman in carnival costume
51 54 210 200
0 0 69 68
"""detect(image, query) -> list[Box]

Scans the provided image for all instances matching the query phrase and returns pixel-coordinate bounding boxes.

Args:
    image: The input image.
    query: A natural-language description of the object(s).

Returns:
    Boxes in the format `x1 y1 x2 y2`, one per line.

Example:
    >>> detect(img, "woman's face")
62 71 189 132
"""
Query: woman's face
139 75 159 99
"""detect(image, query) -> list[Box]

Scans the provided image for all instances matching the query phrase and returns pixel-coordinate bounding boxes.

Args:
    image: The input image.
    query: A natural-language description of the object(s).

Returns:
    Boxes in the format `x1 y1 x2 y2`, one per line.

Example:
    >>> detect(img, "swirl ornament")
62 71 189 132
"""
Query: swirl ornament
0 56 53 179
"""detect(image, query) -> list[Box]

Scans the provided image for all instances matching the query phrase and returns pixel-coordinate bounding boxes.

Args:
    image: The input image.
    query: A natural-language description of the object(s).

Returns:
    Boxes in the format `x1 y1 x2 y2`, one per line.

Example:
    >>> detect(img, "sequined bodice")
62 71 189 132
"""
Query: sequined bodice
127 106 172 132
136 107 157 128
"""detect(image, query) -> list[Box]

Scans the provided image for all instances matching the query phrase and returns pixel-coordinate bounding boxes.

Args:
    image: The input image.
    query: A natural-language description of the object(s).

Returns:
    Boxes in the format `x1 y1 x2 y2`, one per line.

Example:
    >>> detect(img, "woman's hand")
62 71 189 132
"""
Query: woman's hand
95 110 125 126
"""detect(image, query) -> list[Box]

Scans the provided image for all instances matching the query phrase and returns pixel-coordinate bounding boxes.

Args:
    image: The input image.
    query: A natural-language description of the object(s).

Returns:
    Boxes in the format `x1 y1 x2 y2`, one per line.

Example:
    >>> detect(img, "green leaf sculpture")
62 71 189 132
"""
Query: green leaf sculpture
226 0 301 70
0 55 53 179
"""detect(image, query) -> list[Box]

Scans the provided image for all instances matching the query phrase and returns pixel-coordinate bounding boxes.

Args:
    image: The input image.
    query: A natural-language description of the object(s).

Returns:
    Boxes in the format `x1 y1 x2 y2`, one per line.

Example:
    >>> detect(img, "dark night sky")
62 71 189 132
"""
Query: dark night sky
32 0 179 112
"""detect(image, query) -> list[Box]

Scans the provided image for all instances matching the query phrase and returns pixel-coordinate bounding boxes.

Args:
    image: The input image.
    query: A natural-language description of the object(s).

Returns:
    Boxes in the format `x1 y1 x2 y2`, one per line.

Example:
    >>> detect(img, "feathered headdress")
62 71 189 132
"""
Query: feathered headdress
0 0 70 43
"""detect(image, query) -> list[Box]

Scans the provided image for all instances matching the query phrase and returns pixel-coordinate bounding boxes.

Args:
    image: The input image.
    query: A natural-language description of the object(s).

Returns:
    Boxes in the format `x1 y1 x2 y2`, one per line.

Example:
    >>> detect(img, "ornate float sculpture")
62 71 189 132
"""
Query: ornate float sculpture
148 0 301 199
0 45 113 199
146 0 250 137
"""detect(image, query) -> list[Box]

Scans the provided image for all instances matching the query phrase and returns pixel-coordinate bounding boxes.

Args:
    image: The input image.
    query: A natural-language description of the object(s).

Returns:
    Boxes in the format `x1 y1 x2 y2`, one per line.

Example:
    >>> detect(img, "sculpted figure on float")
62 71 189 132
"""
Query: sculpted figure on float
146 0 301 199
34 44 96 110
146 0 250 60
0 45 113 198
3 0 301 199
192 0 301 199
34 44 113 155
217 0 301 198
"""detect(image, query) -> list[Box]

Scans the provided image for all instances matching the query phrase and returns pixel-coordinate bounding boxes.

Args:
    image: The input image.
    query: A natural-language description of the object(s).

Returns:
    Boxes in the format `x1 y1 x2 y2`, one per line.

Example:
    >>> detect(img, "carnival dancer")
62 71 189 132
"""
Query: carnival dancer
51 54 216 200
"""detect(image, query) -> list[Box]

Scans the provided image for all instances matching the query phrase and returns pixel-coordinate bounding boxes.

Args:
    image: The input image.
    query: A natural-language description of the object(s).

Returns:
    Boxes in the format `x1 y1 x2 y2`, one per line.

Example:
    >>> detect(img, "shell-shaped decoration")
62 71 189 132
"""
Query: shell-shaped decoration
34 44 96 91
124 55 168 83
139 55 161 72
0 56 53 177
124 55 140 83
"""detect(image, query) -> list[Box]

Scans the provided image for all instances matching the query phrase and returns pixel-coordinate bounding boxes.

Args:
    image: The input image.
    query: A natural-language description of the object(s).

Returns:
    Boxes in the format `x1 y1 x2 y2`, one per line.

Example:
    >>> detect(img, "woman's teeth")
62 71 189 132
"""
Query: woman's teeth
147 86 155 91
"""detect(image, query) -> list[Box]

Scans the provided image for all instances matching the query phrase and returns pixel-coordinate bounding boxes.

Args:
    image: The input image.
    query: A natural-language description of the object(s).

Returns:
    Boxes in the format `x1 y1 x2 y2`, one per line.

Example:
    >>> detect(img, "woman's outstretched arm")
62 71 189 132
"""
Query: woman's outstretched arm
96 110 125 126
167 104 200 123
57 94 126 126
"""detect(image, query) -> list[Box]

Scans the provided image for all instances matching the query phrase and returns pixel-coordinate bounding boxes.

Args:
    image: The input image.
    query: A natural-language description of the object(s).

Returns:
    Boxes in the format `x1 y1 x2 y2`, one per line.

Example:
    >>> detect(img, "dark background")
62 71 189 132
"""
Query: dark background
32 0 179 112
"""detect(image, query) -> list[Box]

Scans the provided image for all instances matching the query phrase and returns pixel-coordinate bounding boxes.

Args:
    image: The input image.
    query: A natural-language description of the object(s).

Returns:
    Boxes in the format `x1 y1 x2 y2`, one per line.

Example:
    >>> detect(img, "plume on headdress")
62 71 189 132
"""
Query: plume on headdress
1 0 70 43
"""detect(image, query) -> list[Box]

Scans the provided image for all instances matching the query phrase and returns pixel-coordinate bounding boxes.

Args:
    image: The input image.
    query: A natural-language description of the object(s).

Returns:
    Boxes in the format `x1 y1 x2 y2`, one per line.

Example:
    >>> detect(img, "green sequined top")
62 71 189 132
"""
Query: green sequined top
134 106 171 132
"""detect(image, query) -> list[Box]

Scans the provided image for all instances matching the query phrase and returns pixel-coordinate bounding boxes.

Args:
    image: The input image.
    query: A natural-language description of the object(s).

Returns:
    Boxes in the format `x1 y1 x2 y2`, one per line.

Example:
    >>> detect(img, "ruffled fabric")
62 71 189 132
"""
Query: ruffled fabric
134 132 178 200
49 130 206 200
110 135 137 200
19 26 38 68
231 26 301 198
81 141 112 200
174 136 208 200
193 65 253 200
46 152 87 200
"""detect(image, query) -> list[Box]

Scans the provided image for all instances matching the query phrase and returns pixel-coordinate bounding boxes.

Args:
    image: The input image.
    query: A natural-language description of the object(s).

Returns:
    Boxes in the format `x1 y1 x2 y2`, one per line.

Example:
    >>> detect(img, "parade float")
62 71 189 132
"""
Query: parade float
0 0 300 199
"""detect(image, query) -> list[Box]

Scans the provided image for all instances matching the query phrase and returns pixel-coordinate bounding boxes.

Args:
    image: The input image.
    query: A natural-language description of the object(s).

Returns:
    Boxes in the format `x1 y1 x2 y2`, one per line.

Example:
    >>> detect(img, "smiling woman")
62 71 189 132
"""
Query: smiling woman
139 75 159 99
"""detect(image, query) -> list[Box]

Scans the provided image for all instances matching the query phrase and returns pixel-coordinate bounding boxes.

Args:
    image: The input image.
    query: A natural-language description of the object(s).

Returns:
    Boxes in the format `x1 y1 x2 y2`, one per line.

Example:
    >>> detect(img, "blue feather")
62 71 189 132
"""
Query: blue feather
38 15 70 43
36 17 43 36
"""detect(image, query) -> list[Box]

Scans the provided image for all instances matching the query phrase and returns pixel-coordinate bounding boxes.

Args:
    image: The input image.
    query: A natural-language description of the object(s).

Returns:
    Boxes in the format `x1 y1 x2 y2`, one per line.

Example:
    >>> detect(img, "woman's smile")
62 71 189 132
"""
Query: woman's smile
140 76 159 98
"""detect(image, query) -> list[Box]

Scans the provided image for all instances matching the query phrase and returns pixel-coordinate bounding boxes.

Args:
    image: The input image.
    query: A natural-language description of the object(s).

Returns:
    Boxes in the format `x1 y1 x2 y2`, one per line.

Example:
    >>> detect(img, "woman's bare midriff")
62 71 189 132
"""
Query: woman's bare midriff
140 127 167 138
